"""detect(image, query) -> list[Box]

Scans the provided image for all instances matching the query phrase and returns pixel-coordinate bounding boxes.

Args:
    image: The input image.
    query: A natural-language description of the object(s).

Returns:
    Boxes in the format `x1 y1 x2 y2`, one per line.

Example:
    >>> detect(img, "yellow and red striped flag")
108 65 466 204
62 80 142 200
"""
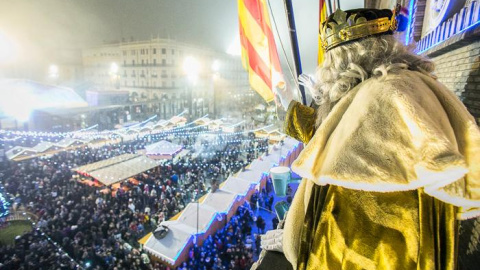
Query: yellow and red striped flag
238 0 283 103
318 0 328 65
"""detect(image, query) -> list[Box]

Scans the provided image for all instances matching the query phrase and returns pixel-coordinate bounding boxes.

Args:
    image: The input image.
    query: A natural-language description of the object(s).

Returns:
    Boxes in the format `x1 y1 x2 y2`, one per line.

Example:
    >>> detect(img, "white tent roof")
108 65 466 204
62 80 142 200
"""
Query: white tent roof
174 203 218 234
283 137 300 148
193 117 211 125
220 176 254 196
248 159 275 173
5 146 36 160
169 115 187 124
55 138 87 148
145 140 183 156
236 169 265 184
32 142 58 152
143 220 193 264
5 137 90 161
201 189 237 214
74 154 161 185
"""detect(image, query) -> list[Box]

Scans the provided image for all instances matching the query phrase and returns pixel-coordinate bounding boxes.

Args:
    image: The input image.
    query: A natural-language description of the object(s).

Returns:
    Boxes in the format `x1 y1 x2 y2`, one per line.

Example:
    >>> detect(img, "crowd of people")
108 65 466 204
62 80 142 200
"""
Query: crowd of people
180 204 258 270
0 126 275 270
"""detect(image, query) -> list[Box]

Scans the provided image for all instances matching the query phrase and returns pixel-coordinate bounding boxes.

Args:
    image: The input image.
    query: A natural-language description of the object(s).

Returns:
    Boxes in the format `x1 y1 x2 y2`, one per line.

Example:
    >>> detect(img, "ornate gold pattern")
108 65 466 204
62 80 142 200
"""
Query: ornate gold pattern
320 8 398 51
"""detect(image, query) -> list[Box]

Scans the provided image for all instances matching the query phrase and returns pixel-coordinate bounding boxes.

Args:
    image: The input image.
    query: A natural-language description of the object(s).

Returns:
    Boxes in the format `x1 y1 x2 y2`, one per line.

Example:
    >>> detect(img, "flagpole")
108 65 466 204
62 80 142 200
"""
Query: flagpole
282 0 307 105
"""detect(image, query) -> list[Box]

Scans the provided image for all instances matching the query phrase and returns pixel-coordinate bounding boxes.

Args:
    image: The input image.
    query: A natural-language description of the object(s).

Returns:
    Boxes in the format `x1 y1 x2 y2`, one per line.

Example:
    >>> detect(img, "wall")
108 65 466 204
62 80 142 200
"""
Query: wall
429 40 480 120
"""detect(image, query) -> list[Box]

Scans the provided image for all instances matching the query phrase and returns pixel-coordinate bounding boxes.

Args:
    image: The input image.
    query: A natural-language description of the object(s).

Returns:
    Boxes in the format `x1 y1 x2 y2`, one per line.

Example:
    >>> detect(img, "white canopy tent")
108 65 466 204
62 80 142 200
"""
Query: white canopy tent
145 140 183 159
201 189 238 214
73 154 161 186
236 169 267 184
220 177 255 196
5 137 88 161
143 221 194 265
174 203 218 234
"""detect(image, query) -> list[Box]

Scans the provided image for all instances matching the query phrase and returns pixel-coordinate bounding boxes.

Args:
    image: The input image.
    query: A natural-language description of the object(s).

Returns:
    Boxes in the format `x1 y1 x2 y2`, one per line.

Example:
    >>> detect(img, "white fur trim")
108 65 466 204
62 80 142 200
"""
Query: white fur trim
457 208 480 220
294 164 468 193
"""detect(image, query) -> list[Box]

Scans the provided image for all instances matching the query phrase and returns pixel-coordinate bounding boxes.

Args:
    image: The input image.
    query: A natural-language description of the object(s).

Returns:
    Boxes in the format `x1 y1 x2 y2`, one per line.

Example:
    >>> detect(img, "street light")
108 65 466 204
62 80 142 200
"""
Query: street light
183 56 200 118
0 31 17 65
109 62 120 89
48 65 59 84
183 56 200 84
212 60 220 118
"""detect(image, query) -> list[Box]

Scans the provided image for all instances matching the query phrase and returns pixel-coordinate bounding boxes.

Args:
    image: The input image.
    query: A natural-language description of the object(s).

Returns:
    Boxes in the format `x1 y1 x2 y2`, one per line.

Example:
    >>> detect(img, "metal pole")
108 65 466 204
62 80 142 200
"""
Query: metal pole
196 177 199 246
282 0 307 105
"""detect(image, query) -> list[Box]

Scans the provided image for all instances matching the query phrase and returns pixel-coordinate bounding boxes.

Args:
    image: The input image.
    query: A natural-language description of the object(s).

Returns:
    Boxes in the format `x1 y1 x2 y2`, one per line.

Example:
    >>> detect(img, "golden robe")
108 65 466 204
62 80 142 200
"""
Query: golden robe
282 70 480 270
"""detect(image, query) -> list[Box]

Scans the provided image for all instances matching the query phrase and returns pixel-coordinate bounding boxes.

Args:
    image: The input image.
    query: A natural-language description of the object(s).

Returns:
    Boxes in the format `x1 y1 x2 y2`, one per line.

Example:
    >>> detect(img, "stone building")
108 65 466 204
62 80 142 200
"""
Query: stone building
82 38 250 119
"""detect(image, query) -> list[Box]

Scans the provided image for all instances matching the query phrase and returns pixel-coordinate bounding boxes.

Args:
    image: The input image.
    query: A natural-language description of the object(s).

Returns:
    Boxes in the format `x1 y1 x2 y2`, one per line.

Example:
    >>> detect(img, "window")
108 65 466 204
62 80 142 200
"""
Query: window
172 81 175 88
162 59 166 66
141 60 144 65
162 81 166 87
153 59 157 66
162 48 166 54
153 48 157 54
171 49 175 55
131 50 135 55
132 60 135 66
123 60 126 66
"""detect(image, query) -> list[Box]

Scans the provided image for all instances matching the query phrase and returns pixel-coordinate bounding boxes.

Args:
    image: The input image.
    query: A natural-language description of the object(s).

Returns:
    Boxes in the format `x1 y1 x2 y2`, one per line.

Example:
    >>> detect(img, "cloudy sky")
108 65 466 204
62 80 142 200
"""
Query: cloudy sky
0 0 363 75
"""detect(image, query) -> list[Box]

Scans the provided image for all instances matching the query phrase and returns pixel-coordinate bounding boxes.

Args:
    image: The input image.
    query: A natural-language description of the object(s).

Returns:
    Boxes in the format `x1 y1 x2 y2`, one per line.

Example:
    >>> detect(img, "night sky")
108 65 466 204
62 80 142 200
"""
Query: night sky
0 0 362 76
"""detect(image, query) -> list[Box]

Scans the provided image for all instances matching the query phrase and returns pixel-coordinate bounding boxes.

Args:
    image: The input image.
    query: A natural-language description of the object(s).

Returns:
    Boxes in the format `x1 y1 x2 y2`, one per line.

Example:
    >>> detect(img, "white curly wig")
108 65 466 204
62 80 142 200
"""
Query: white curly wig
314 35 434 127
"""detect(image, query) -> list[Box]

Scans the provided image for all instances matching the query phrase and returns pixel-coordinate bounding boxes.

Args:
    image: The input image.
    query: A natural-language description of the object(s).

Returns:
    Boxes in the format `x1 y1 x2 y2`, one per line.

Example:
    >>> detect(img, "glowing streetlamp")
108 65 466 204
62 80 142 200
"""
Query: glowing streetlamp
48 65 59 79
0 31 17 65
109 62 120 89
212 60 220 73
211 60 221 117
183 56 200 117
183 56 200 84
227 36 241 56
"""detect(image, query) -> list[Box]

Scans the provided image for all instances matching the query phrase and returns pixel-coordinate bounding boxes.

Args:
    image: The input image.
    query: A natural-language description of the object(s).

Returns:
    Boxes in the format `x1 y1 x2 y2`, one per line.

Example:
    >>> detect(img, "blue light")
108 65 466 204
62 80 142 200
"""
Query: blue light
405 0 415 45
417 20 480 54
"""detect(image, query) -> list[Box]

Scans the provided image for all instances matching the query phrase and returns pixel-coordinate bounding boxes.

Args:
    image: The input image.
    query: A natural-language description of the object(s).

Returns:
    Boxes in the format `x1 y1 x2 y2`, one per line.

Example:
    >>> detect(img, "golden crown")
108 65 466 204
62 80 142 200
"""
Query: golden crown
320 8 398 51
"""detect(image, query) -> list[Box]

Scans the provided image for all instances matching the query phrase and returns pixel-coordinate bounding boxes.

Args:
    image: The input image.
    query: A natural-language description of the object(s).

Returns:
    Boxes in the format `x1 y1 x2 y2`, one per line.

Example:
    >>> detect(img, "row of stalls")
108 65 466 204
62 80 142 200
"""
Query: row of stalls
140 137 303 268
111 116 187 142
72 140 185 189
4 115 189 162
5 138 99 161
192 118 245 133
253 125 286 143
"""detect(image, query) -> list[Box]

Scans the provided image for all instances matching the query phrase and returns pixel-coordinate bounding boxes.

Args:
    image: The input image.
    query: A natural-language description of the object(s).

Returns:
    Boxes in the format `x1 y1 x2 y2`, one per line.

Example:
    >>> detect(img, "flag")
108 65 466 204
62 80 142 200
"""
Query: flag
238 0 283 103
318 0 328 65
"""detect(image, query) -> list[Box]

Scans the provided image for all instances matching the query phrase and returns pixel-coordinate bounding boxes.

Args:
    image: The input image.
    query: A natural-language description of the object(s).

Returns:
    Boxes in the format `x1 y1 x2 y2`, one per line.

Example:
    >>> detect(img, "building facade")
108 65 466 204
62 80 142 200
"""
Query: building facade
82 38 250 119
408 0 480 267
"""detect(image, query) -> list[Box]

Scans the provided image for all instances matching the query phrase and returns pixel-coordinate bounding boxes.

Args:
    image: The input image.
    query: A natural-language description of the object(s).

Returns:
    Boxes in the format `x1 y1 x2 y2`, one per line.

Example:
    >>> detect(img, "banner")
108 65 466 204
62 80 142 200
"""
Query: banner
238 0 283 102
